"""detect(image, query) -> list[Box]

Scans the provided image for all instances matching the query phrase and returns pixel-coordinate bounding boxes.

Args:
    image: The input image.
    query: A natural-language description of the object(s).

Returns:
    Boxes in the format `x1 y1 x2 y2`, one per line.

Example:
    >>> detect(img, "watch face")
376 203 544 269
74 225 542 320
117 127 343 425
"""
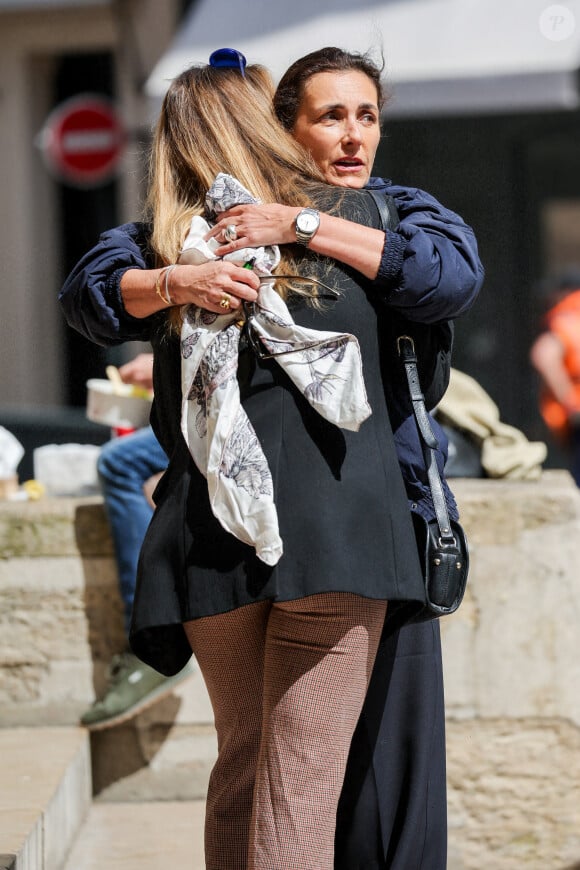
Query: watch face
298 212 319 232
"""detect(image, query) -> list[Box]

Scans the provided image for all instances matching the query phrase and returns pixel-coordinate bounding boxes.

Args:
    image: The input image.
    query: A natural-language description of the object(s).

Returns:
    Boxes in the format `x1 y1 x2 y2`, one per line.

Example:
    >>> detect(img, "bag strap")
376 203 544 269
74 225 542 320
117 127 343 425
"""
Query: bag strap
365 188 400 231
397 335 456 544
365 187 456 544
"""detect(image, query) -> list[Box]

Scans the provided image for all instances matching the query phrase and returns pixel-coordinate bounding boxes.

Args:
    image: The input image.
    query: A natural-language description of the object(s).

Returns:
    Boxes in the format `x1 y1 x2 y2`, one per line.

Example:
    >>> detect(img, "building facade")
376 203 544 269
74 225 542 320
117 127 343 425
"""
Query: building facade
0 0 183 409
2 0 580 467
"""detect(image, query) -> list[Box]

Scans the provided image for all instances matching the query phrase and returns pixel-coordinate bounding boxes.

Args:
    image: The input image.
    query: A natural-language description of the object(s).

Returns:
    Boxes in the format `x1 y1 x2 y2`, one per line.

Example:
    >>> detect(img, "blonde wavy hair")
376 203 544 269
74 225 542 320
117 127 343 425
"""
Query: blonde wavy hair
146 62 327 322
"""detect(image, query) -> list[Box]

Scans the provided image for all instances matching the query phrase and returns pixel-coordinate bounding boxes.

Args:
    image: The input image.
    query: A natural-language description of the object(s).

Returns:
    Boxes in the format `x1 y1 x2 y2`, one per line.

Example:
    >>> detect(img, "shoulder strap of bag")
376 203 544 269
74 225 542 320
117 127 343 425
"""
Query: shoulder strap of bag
365 187 400 231
397 335 456 544
366 186 456 541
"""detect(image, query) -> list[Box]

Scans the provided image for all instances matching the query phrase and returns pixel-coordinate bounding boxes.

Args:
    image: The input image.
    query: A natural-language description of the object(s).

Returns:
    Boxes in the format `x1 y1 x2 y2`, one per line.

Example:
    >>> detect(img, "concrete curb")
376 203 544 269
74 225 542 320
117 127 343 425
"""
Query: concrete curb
0 728 91 870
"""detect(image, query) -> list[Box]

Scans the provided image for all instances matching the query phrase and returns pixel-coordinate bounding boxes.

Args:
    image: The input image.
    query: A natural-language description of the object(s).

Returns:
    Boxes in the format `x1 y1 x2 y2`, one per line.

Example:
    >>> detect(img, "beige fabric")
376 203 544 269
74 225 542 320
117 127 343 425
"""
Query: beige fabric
436 368 547 481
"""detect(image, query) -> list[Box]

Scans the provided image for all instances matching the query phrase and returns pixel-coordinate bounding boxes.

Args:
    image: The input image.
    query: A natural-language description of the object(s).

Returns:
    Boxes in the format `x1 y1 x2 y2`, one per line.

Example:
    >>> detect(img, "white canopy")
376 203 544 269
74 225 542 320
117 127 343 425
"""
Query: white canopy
146 0 580 116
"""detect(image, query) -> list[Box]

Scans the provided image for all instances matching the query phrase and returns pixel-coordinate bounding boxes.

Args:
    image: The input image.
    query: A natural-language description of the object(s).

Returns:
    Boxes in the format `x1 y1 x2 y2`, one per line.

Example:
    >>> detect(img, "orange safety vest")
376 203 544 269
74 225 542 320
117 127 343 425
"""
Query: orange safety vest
539 289 580 439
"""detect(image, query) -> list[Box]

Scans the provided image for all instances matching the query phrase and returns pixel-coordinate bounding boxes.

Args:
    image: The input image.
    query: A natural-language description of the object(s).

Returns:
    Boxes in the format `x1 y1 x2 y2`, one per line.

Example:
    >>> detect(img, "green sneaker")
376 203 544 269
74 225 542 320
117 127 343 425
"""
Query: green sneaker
80 651 195 731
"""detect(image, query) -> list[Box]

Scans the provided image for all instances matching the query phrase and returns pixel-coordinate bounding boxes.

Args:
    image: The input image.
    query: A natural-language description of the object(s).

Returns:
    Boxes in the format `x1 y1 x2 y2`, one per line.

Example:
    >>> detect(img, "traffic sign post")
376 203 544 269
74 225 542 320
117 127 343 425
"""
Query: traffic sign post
38 94 127 188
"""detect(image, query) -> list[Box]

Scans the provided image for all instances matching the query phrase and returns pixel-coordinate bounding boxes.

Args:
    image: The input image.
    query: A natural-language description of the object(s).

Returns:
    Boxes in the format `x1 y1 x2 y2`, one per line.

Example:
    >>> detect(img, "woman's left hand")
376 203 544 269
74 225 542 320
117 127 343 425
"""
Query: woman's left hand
208 204 300 255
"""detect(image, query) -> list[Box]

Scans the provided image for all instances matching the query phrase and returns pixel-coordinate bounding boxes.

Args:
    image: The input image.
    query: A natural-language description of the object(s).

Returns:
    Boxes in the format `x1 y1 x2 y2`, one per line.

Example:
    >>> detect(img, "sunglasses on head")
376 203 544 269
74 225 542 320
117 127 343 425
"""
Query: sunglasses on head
209 47 247 78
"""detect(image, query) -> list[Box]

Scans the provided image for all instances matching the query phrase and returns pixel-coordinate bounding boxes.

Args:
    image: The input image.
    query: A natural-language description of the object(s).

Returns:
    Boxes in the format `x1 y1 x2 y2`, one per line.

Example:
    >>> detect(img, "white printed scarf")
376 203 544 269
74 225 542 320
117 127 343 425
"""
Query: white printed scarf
179 174 371 566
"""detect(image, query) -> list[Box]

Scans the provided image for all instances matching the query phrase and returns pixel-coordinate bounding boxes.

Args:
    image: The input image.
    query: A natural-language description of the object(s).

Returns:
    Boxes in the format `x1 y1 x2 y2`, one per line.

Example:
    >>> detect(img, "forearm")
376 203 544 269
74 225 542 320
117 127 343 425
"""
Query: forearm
122 260 260 317
530 333 576 405
540 366 579 409
210 203 384 279
60 222 261 342
121 267 176 318
211 193 483 320
306 212 384 280
548 371 578 406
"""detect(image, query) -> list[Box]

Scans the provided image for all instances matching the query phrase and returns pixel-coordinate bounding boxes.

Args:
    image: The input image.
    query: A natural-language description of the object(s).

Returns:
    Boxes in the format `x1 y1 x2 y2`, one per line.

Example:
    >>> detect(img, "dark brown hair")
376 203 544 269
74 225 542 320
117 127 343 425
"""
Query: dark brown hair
274 46 387 131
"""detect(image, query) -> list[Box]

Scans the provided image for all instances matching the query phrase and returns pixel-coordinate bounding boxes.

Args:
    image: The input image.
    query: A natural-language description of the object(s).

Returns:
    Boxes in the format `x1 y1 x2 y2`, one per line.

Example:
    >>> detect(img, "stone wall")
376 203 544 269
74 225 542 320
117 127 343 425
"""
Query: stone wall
1 472 579 868
0 498 123 725
0 496 216 801
443 473 580 869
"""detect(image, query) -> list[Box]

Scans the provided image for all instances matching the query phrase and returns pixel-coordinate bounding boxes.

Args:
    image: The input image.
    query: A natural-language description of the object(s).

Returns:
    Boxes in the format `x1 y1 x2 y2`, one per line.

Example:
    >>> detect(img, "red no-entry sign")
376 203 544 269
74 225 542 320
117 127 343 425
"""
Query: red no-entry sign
39 94 127 188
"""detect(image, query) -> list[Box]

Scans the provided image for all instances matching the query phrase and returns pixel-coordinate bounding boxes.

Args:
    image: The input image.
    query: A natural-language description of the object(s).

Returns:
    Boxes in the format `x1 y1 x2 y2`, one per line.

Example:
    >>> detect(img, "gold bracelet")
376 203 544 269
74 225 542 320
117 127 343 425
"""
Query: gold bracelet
155 265 177 305
155 267 171 305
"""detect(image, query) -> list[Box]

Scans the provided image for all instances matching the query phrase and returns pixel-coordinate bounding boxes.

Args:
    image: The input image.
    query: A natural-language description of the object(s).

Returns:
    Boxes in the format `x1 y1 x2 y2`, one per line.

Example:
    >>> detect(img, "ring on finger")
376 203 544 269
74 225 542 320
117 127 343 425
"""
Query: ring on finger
219 293 232 310
224 224 238 242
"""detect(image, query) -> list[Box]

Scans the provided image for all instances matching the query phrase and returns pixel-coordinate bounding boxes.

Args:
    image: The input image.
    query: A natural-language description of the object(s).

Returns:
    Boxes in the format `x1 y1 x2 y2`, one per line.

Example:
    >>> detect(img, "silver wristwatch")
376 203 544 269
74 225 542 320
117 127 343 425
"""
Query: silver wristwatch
294 208 320 246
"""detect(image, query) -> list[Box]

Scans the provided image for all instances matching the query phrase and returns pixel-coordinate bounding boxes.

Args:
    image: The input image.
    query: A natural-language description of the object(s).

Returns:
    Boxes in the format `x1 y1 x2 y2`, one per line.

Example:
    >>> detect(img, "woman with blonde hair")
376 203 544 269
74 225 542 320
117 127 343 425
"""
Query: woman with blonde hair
61 49 482 869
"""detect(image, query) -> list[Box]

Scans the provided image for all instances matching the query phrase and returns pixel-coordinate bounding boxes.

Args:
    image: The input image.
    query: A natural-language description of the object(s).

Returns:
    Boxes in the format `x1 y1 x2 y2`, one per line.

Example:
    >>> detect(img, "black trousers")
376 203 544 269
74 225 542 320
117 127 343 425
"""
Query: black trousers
335 615 447 870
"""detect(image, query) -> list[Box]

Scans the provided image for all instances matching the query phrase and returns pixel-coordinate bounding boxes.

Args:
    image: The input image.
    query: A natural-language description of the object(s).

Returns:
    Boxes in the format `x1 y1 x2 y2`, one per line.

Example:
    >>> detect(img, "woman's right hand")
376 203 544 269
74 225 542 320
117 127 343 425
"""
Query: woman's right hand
120 260 260 319
169 260 260 313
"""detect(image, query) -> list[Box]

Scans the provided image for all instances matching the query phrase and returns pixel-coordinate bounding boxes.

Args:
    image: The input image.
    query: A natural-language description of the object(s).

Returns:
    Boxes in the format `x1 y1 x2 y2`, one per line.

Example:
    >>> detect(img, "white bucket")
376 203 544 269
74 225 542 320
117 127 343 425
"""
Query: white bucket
86 379 152 429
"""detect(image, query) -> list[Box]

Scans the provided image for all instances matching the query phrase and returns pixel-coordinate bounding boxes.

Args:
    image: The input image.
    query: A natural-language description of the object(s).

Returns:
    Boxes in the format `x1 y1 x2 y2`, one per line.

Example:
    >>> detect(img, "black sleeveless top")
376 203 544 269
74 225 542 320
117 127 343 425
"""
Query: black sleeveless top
130 187 426 675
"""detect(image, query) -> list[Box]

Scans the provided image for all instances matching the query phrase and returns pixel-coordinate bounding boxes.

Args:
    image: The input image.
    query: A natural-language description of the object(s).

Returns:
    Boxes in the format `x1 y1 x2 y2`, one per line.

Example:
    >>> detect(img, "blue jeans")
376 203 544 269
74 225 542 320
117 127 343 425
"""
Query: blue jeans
97 426 168 638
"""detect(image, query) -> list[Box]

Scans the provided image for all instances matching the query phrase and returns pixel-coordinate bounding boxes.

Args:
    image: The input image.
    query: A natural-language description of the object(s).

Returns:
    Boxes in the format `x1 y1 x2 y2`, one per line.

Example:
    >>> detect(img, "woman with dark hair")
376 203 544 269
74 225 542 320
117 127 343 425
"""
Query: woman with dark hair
207 46 477 869
60 48 482 870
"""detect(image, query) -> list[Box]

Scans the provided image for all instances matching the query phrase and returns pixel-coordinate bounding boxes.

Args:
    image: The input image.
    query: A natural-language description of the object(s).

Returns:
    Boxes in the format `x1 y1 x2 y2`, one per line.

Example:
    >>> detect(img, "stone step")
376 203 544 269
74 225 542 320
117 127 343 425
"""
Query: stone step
62 802 472 870
87 666 217 803
61 800 471 870
0 727 91 870
62 801 206 870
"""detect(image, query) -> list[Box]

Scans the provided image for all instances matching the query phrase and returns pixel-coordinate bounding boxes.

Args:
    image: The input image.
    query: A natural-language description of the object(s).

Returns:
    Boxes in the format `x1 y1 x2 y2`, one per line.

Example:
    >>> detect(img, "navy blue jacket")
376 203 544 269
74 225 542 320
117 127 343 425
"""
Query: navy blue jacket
59 182 483 521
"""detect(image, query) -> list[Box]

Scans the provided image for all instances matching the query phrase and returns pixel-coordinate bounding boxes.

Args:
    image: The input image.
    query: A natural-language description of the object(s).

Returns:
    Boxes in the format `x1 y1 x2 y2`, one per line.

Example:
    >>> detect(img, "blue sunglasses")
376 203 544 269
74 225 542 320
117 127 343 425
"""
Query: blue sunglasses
209 47 247 78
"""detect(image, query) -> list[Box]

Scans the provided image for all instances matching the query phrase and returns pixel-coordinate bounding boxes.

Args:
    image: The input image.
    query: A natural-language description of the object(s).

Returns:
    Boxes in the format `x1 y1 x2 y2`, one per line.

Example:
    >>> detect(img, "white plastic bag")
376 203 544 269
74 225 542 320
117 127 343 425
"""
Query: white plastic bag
33 443 101 496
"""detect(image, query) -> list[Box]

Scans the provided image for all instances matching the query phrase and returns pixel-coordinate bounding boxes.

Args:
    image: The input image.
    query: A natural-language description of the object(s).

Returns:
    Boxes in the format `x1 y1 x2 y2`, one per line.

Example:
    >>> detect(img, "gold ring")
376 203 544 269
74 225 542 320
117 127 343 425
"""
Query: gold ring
219 294 231 310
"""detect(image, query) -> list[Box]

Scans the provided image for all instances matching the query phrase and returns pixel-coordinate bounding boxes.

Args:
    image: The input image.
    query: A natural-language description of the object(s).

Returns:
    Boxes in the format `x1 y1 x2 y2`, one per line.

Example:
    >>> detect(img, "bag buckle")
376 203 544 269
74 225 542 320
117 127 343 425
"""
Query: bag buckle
396 334 416 358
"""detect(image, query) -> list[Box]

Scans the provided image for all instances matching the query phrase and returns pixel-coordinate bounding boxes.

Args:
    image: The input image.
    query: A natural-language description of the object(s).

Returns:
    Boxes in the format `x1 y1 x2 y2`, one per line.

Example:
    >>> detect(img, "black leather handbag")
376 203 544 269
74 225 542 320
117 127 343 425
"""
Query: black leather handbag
398 335 469 616
365 187 468 617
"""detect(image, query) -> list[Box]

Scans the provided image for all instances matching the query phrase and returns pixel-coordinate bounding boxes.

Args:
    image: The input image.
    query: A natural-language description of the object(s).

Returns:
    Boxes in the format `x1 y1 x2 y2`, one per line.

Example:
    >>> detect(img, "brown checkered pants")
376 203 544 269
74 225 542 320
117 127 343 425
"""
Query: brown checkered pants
183 592 387 870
